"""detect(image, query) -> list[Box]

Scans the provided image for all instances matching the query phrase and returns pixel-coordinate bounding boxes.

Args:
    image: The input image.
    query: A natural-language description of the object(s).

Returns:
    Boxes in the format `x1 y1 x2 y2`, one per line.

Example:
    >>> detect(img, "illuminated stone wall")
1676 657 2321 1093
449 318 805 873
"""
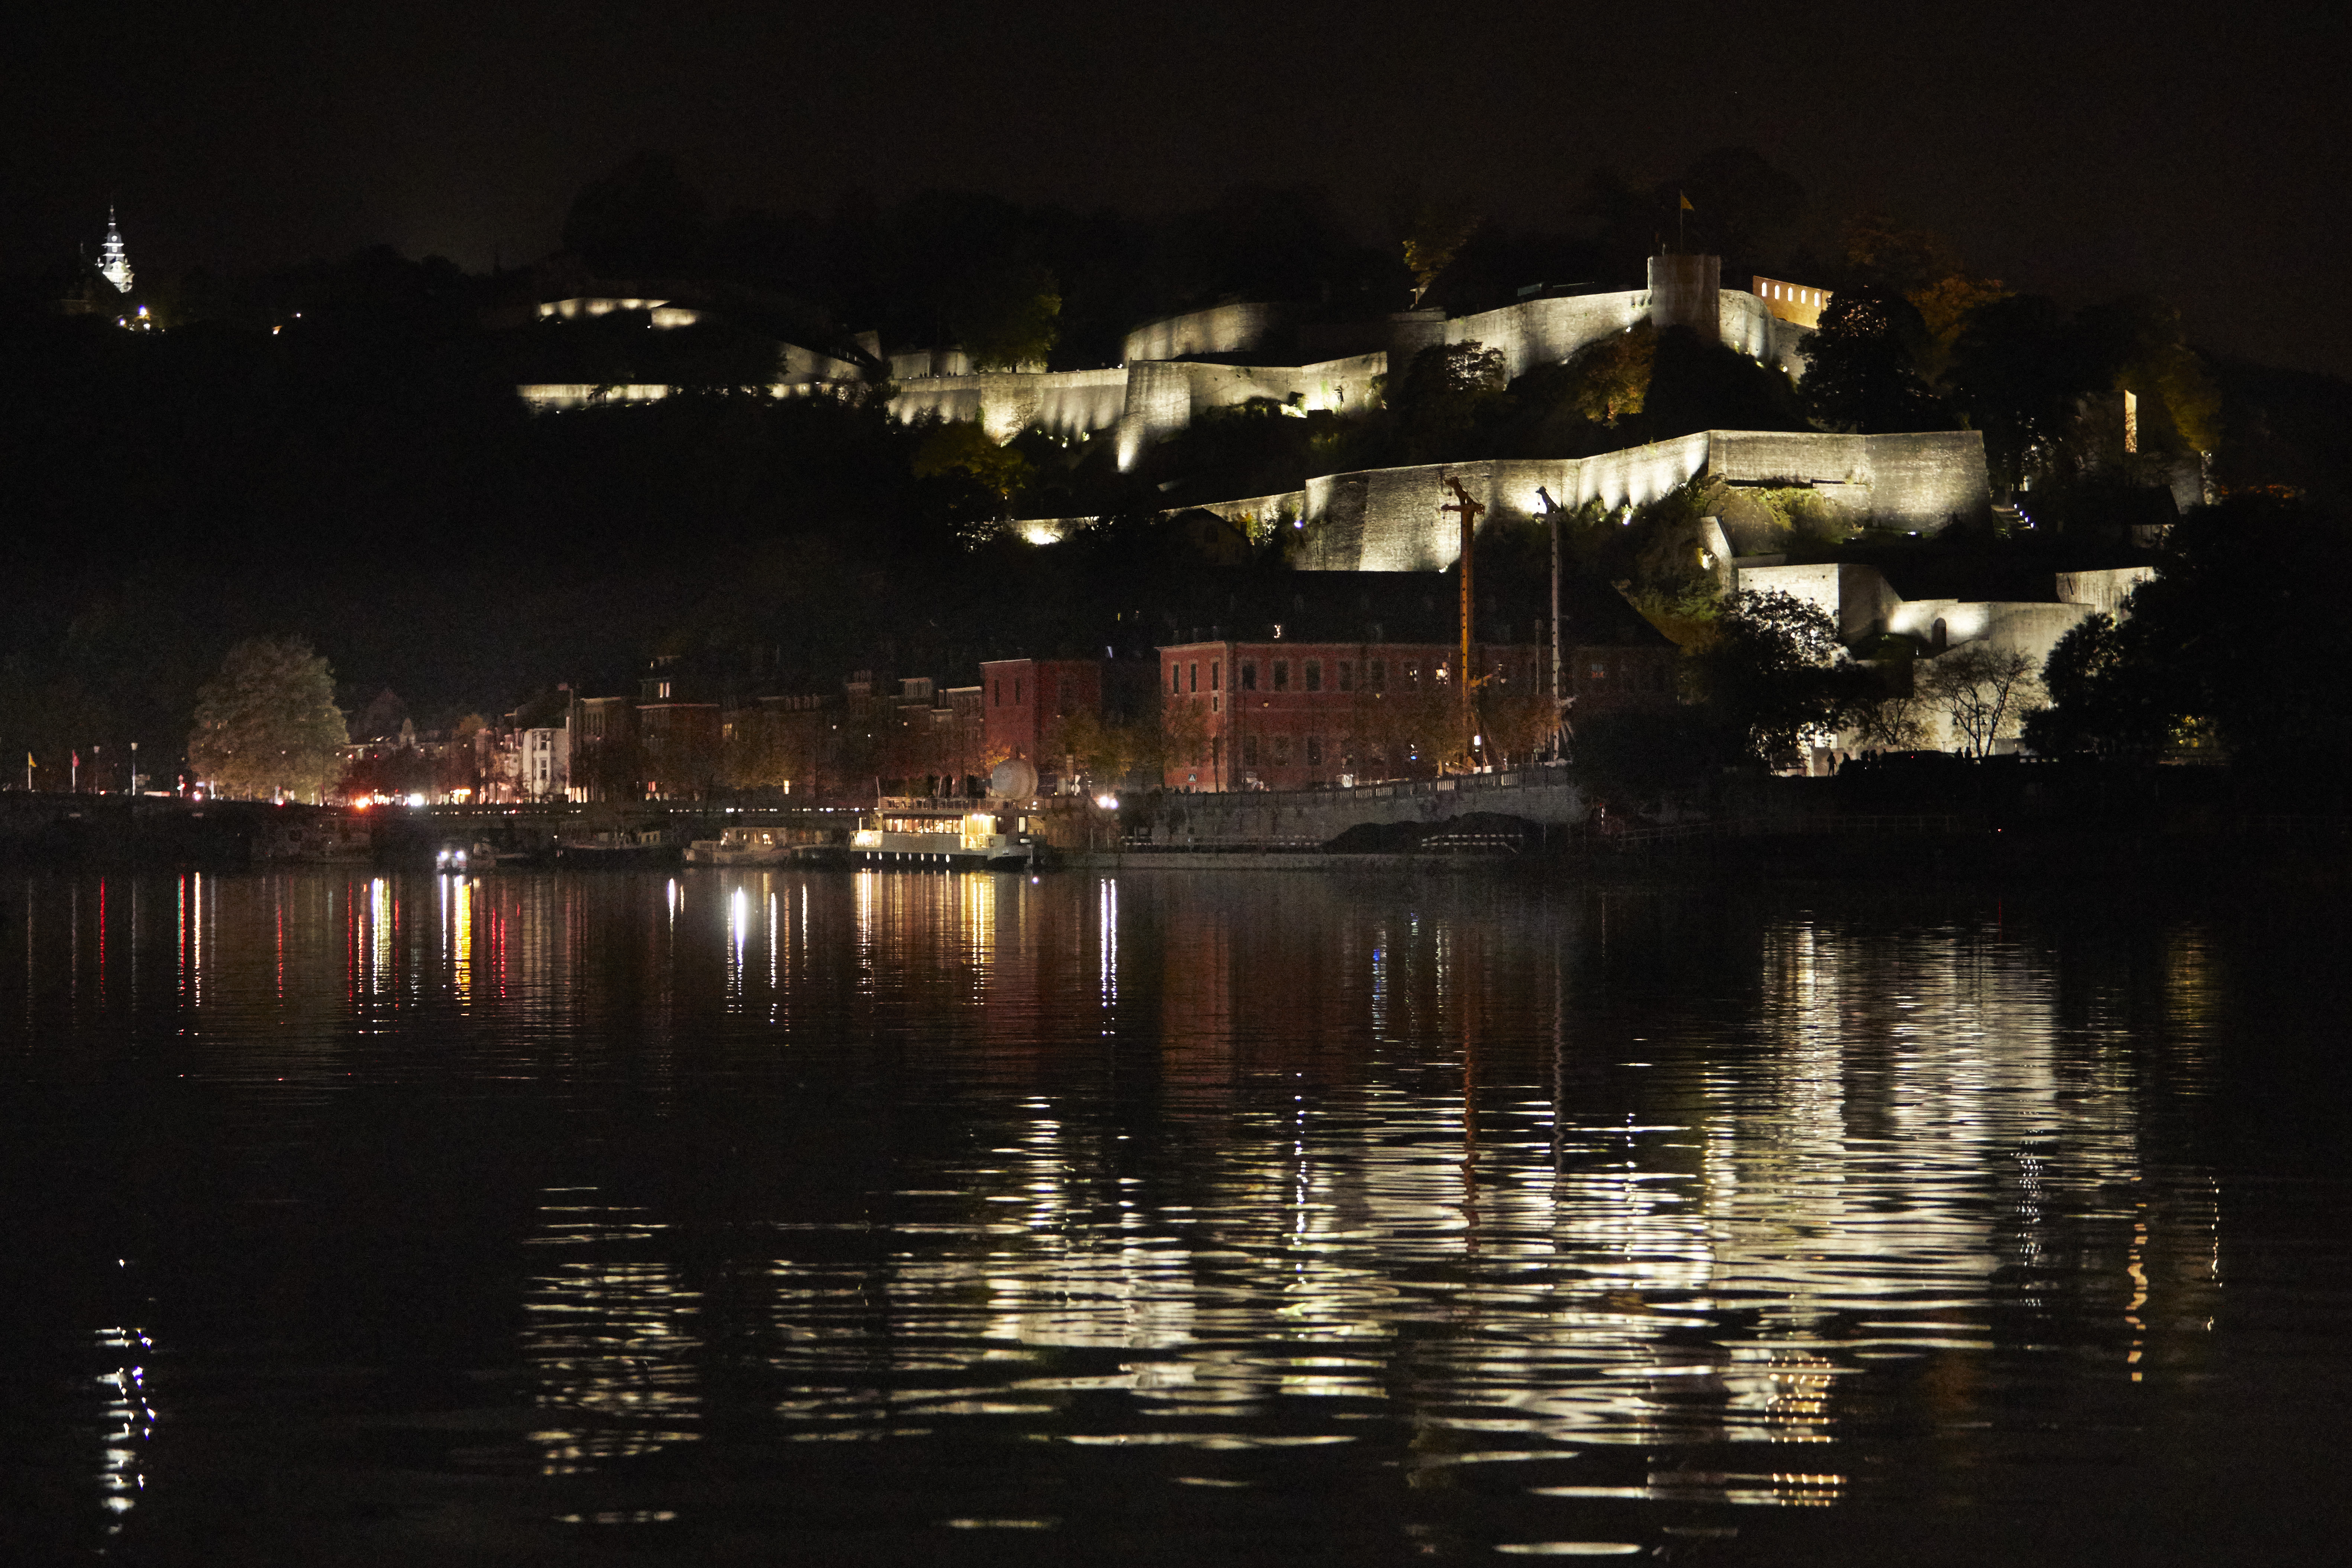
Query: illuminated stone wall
1123 303 1280 364
1739 560 2099 669
1719 291 1812 376
1646 254 1721 337
890 369 1128 442
1707 430 1992 530
1431 292 1648 381
2055 566 2155 616
1113 356 1385 469
1295 432 1990 573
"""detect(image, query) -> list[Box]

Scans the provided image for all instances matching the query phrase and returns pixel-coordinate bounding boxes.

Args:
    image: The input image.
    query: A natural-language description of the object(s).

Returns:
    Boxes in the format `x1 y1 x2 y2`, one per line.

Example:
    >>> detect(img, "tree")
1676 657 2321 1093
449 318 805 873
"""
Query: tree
949 262 1062 371
1686 589 1858 761
1163 698 1212 780
1800 286 1945 434
1560 323 1653 426
1946 295 2102 495
1920 645 2044 756
912 421 1035 526
1846 656 1934 750
2120 492 2352 777
187 637 348 801
1390 341 1509 462
2022 611 2179 758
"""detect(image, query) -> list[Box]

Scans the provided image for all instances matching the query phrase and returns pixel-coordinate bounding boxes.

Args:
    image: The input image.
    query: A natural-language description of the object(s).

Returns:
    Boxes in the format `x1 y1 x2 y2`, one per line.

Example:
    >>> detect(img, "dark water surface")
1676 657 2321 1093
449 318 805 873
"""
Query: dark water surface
2 867 2347 1565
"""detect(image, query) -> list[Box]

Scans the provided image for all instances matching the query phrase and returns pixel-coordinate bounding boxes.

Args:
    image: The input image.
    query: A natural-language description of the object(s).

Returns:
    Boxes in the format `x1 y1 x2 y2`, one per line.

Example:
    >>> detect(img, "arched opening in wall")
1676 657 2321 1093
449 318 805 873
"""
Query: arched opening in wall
1931 618 1948 652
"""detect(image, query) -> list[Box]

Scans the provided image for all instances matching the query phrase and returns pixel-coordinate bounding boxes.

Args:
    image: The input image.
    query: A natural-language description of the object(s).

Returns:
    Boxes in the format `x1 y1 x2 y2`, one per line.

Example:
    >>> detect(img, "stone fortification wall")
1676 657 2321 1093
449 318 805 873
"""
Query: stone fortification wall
889 347 972 379
1889 600 2088 667
2056 566 2155 616
888 376 985 426
1708 430 1991 530
889 369 1128 442
985 368 1128 442
1114 355 1386 470
1736 563 1903 642
1739 560 2096 669
1296 438 1716 572
1114 362 1192 469
1198 490 1308 538
516 382 676 411
1718 292 1811 377
1646 255 1721 337
1439 292 1649 381
1123 303 1280 364
1296 432 1990 573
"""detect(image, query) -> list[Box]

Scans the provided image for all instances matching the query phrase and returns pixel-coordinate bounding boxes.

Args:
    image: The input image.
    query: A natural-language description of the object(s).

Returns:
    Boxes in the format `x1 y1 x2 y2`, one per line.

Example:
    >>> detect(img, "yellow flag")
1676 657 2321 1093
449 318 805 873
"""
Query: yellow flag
1679 192 1694 212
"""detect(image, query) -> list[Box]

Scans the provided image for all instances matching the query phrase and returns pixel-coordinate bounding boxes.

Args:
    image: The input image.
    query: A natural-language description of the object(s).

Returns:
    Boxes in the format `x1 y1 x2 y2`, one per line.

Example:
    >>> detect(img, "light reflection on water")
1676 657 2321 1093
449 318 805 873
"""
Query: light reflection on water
0 867 2310 1562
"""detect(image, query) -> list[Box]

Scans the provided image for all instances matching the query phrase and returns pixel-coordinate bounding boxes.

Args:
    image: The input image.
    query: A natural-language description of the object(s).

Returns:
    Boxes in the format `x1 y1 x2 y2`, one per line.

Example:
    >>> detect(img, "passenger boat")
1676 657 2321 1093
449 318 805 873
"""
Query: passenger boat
798 805 1043 870
683 826 792 866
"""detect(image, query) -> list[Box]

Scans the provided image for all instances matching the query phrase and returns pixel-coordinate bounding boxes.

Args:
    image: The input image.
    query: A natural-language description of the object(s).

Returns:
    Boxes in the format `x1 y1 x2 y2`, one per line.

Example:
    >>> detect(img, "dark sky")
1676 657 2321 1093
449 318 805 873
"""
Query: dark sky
8 0 2344 372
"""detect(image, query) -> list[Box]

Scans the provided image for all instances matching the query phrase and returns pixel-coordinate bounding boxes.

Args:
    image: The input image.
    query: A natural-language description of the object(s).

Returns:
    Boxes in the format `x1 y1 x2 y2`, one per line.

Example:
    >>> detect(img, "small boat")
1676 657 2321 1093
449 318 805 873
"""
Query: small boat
684 826 792 867
435 839 528 872
798 805 1043 871
552 827 681 869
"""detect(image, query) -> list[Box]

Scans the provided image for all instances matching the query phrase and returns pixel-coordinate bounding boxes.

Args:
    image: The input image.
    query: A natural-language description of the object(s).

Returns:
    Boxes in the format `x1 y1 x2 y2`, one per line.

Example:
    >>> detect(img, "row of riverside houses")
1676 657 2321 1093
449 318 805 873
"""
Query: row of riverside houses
396 571 1683 808
333 549 2156 807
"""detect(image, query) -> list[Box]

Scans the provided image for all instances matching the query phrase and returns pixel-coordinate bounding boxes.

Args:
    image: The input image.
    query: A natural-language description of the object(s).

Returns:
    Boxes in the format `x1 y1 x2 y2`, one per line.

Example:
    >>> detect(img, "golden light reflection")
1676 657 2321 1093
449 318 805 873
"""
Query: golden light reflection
1 868 2238 1525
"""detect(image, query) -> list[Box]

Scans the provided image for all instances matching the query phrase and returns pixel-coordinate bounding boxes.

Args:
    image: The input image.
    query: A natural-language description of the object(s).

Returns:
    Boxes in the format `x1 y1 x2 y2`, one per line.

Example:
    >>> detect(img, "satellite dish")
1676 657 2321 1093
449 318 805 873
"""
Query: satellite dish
988 758 1038 800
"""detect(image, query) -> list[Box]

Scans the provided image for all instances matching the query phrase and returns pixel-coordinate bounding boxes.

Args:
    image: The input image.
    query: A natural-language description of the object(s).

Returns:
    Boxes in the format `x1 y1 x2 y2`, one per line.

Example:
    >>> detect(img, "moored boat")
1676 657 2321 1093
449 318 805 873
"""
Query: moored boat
684 826 793 867
797 805 1043 870
553 827 681 869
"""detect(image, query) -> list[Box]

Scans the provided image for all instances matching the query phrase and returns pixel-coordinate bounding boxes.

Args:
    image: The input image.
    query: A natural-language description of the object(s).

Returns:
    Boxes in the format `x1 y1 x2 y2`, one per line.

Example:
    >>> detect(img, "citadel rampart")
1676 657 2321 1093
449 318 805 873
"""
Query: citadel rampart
518 253 1832 471
1289 430 1992 571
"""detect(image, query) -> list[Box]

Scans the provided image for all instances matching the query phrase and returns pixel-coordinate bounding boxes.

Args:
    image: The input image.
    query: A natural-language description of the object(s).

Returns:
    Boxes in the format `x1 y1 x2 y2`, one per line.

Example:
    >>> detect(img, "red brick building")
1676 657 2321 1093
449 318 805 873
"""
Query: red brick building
1156 639 1551 792
980 658 1104 782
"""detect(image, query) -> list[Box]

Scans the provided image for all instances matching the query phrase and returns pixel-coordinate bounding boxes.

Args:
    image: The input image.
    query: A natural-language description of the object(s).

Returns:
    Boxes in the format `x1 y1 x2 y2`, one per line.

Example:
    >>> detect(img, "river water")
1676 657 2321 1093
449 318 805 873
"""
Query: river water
1 867 2345 1564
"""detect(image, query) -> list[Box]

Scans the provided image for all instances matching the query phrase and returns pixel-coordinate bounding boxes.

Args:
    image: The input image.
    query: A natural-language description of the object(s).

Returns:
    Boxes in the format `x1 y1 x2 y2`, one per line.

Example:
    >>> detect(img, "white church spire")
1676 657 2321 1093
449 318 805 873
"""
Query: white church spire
98 206 133 294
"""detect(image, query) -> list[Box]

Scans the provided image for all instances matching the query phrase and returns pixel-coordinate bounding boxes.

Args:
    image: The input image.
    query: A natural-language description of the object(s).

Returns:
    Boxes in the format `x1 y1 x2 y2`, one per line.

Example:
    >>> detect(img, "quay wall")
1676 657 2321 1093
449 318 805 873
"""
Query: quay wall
1134 768 1590 848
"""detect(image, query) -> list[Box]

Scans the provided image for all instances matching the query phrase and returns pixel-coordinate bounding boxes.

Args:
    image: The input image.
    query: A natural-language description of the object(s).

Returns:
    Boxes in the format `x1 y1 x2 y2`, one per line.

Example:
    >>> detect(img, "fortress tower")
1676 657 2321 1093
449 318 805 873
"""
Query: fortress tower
98 207 133 295
1645 252 1719 337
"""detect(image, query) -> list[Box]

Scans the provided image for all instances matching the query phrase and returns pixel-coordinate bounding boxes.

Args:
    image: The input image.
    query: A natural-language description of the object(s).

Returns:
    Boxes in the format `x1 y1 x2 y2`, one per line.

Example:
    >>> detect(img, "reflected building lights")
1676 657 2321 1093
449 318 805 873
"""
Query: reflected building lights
0 868 2236 1529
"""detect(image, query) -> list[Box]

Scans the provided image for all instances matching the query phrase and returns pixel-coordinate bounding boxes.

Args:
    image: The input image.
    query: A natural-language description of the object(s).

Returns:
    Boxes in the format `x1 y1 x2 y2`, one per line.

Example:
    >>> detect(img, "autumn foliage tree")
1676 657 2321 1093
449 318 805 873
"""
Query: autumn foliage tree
187 637 348 801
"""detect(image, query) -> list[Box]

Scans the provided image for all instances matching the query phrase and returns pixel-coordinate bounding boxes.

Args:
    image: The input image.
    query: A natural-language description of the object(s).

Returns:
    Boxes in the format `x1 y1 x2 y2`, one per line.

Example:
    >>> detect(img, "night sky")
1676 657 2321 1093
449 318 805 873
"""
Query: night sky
7 0 2344 373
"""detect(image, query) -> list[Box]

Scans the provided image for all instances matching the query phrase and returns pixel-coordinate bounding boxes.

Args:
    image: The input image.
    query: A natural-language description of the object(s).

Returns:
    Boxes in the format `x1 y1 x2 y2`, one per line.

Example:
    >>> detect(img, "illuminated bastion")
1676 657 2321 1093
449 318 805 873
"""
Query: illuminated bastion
1290 430 1995 572
1002 429 1993 559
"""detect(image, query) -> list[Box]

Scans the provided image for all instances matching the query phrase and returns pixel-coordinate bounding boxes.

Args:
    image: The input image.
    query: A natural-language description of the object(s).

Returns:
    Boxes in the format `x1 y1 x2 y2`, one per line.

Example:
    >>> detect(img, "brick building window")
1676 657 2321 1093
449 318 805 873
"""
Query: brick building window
1369 659 1385 692
1242 662 1257 691
1189 662 1198 693
1273 661 1289 691
1305 660 1322 692
1243 734 1259 767
1273 735 1292 765
1306 735 1323 766
1211 660 1220 691
1338 661 1353 692
1169 666 1181 695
